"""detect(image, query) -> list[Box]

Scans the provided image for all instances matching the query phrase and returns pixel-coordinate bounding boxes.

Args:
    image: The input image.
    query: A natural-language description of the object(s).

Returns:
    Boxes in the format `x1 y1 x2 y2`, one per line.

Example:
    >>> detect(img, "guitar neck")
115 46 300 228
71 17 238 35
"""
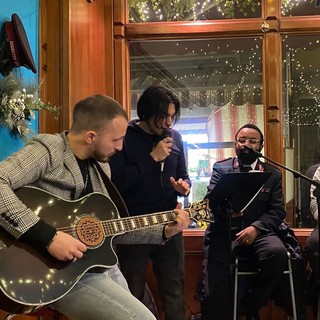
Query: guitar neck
102 209 191 236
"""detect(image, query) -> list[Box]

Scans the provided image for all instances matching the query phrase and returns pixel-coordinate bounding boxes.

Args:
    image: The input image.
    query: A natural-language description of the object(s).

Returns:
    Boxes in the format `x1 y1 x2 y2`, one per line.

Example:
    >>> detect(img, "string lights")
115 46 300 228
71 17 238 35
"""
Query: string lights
281 0 313 16
129 0 315 22
131 35 319 129
157 38 263 107
282 36 320 126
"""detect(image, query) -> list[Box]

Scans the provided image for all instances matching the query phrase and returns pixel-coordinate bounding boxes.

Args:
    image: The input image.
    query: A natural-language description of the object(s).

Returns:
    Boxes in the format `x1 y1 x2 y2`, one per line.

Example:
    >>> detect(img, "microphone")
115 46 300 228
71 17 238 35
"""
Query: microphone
159 129 171 172
244 145 263 158
161 129 171 139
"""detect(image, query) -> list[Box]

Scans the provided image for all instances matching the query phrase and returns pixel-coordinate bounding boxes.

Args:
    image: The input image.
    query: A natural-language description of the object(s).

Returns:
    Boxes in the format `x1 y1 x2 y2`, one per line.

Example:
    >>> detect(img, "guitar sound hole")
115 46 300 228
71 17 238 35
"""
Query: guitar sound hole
76 216 104 248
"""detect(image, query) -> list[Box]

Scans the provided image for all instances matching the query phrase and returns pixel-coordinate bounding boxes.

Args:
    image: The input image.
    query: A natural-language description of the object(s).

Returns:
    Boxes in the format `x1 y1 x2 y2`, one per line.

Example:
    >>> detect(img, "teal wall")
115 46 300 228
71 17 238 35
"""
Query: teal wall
0 0 39 160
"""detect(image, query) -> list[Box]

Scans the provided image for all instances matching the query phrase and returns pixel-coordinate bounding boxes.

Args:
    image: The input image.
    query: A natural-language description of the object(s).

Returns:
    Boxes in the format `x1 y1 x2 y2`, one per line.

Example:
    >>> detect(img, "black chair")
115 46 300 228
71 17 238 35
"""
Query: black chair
233 250 297 320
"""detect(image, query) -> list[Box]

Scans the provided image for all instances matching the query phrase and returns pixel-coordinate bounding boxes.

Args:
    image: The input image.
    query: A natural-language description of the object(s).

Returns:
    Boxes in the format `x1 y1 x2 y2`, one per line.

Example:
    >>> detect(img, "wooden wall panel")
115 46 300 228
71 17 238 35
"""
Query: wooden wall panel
125 20 265 40
105 0 115 98
40 0 113 131
264 0 281 18
68 0 107 114
114 38 130 114
281 16 320 33
39 0 110 131
113 0 130 113
263 32 283 165
39 0 62 134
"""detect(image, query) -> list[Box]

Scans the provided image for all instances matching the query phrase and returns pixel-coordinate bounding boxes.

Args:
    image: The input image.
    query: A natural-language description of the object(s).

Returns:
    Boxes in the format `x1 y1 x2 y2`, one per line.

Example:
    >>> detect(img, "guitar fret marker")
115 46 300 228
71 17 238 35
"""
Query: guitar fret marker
112 222 118 232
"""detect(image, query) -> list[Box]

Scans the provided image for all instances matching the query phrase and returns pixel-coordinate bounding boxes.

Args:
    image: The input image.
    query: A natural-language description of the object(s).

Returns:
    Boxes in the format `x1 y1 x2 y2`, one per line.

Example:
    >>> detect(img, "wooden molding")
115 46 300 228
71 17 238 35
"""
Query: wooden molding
125 19 266 40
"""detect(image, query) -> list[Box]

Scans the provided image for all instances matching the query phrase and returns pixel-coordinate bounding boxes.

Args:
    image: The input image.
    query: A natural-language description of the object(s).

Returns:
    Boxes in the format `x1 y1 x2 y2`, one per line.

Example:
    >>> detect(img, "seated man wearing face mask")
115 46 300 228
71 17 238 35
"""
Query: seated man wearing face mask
197 124 306 320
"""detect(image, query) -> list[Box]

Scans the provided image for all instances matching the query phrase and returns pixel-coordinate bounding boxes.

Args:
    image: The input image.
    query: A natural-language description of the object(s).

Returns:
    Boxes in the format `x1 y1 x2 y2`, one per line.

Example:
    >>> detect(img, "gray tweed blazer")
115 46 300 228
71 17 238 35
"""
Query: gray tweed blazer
0 131 163 244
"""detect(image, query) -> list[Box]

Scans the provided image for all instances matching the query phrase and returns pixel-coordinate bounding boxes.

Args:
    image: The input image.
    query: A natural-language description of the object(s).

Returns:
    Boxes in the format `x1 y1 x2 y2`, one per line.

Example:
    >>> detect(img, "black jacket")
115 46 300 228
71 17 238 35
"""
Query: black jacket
205 157 286 233
109 120 191 215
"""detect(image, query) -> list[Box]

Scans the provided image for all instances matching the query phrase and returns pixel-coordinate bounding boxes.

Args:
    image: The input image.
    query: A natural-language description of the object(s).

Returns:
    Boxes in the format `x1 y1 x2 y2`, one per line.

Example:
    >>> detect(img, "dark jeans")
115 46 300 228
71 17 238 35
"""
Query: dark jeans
116 233 185 320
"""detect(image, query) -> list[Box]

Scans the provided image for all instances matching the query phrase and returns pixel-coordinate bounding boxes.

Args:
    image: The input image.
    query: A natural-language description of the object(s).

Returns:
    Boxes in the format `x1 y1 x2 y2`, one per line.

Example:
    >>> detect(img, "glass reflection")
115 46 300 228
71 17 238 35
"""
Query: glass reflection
282 0 320 16
282 35 320 227
130 38 263 218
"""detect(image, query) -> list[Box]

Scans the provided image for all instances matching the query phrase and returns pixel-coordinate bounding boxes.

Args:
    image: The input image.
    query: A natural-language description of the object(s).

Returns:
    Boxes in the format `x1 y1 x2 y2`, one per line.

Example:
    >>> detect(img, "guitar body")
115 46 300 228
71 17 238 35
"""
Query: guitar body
0 186 213 314
0 187 120 311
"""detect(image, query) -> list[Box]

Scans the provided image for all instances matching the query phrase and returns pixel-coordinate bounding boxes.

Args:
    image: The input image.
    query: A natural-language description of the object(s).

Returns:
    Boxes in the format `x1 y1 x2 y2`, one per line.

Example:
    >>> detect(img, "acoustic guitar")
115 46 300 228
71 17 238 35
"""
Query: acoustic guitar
0 186 212 313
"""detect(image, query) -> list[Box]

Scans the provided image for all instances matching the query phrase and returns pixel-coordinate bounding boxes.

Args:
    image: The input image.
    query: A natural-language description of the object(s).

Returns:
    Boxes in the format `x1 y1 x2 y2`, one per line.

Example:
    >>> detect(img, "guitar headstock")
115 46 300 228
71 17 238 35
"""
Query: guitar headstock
188 198 213 223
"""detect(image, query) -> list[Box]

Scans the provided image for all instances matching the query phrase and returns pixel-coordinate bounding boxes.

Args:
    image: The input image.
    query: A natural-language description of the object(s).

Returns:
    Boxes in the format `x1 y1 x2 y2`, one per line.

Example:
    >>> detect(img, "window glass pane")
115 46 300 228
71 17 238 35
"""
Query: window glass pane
130 38 263 215
282 0 320 16
128 0 261 22
282 34 320 228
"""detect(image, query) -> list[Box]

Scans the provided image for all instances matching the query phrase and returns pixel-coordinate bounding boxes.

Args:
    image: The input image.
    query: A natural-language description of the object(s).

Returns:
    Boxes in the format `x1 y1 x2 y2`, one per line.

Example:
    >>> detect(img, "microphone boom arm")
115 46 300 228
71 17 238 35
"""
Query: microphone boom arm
251 148 320 188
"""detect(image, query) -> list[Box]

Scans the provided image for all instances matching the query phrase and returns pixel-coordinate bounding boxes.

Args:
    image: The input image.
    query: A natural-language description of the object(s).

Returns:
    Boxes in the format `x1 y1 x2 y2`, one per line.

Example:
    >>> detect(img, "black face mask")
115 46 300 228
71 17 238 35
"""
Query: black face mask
236 147 258 165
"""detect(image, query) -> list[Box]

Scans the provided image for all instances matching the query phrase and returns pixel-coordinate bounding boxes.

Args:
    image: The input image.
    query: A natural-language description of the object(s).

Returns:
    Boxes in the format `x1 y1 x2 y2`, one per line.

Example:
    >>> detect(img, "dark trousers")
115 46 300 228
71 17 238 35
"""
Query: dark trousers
116 233 185 320
305 228 319 315
201 233 302 320
305 228 319 284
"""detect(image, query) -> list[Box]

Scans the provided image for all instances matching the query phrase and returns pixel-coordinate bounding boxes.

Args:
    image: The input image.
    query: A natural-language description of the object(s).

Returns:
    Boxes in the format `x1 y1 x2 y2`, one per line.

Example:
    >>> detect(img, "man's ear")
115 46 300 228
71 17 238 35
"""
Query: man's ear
258 143 264 152
85 131 96 144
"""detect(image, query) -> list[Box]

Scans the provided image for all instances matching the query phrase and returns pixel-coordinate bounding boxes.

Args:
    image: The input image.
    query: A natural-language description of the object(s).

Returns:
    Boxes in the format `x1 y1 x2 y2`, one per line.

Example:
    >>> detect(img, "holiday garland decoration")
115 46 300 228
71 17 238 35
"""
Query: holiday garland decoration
0 73 60 138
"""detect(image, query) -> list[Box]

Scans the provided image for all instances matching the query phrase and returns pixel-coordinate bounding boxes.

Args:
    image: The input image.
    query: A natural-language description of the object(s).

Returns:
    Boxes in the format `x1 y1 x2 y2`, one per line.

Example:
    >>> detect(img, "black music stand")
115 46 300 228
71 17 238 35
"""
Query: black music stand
206 171 272 319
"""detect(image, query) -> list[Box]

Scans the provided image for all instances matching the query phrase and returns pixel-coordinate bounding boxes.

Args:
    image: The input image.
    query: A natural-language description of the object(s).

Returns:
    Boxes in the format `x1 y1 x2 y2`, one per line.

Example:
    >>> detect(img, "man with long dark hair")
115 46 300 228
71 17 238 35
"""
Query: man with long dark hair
110 85 191 320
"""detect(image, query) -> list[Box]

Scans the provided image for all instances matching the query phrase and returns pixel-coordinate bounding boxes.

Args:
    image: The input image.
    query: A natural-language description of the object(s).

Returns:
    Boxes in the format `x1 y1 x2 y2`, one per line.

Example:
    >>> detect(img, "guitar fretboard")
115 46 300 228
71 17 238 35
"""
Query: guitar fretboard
102 209 190 236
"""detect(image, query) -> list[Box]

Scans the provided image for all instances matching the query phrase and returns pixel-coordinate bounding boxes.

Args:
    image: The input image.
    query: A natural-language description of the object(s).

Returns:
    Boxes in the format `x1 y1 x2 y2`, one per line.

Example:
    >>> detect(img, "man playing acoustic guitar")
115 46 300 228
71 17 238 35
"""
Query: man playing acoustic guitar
0 95 193 320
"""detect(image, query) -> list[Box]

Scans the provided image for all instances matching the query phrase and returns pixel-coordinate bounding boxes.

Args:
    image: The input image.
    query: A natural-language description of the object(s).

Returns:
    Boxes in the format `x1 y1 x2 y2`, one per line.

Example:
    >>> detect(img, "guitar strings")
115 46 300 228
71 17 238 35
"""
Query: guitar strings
52 208 192 236
47 199 209 239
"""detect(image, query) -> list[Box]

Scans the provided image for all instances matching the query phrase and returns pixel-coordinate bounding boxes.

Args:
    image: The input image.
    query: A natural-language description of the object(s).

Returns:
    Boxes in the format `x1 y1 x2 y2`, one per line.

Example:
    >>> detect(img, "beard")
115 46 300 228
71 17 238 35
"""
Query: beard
236 147 258 165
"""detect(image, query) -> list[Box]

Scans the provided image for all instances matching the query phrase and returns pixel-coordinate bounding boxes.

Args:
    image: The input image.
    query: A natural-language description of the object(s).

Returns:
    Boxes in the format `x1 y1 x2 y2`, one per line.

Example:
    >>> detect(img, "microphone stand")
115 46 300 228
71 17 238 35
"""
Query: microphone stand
251 148 320 319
